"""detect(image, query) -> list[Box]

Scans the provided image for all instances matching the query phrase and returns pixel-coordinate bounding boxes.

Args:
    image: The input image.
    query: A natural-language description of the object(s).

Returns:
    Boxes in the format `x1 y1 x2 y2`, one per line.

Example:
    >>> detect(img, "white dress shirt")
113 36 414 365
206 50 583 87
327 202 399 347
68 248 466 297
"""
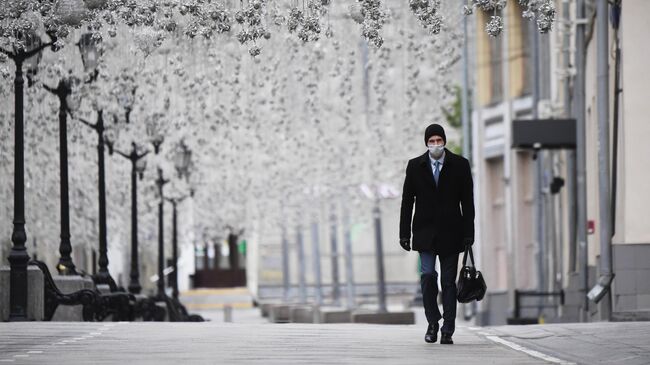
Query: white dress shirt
428 151 445 180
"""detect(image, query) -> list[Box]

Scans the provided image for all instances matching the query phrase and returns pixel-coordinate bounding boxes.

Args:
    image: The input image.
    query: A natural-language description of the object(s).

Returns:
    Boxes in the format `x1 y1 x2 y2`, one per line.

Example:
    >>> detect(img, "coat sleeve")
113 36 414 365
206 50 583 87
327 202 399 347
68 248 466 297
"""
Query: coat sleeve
399 160 415 240
460 158 475 241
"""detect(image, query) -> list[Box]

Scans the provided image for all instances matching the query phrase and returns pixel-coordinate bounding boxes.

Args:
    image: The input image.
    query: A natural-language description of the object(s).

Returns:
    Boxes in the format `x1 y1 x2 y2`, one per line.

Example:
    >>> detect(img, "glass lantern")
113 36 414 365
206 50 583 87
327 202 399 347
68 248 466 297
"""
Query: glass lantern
22 32 43 85
64 76 82 113
103 124 119 154
136 158 147 180
174 141 192 179
146 114 165 153
78 32 101 76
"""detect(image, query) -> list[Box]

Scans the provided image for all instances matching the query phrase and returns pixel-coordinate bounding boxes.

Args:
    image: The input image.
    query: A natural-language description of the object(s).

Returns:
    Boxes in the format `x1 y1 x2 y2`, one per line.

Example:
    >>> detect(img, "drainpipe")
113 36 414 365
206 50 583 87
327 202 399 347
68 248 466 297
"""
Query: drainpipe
461 1 471 160
610 2 621 238
531 18 546 315
587 0 614 321
563 0 577 275
574 0 589 321
501 7 516 320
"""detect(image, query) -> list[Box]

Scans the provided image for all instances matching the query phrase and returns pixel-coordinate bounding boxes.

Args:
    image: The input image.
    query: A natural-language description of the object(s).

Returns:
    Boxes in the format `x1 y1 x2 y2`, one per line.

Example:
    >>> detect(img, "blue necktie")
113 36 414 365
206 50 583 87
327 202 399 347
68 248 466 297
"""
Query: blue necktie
434 161 440 185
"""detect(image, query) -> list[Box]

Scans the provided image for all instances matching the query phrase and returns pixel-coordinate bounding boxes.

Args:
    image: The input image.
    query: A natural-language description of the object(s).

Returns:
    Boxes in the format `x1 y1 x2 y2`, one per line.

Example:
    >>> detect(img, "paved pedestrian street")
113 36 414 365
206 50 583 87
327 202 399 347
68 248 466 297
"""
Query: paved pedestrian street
1 320 648 364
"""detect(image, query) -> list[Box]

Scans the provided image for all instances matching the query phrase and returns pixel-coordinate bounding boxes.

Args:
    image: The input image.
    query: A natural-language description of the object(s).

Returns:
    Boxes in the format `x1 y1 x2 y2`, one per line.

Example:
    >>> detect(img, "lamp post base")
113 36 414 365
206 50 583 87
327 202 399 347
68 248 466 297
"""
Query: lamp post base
7 247 30 321
93 271 114 289
128 282 142 295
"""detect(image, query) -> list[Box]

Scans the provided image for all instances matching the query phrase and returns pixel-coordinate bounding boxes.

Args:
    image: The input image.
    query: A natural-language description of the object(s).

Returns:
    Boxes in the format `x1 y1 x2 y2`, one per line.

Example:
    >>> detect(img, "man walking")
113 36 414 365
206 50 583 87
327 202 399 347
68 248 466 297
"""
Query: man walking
399 123 475 344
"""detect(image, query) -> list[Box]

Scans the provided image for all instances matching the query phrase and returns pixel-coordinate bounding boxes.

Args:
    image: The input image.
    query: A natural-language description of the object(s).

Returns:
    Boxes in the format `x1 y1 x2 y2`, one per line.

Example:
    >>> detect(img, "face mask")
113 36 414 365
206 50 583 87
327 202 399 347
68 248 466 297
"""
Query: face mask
428 144 445 159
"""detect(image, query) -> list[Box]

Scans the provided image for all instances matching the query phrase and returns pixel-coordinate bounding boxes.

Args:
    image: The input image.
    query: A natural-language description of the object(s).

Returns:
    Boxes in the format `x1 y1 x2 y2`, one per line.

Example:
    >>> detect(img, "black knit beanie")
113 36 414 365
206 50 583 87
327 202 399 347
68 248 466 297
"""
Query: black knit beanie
424 123 446 146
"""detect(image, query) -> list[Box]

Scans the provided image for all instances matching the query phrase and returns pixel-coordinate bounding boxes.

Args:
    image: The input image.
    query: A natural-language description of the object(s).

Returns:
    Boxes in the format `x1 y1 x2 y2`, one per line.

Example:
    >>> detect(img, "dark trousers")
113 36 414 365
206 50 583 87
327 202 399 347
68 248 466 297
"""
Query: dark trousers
420 251 459 335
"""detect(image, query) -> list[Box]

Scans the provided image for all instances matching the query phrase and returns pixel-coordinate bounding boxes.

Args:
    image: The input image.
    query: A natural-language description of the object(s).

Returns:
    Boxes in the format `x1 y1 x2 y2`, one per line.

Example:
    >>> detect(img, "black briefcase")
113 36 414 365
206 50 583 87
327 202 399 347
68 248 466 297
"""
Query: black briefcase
456 245 487 303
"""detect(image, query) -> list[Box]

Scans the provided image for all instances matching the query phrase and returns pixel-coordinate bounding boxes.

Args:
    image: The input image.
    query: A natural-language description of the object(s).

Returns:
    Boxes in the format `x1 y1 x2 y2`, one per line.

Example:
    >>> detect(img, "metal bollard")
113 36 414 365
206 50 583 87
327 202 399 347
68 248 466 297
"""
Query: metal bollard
224 305 233 323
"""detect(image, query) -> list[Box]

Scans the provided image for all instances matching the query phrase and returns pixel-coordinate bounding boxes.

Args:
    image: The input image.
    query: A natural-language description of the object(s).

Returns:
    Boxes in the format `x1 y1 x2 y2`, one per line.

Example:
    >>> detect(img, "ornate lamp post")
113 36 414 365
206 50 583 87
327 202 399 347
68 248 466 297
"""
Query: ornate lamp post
74 33 121 287
155 167 169 300
43 75 82 275
77 32 100 82
165 141 193 300
1 31 57 321
111 143 149 294
145 117 167 300
42 30 100 276
166 196 188 300
77 110 115 286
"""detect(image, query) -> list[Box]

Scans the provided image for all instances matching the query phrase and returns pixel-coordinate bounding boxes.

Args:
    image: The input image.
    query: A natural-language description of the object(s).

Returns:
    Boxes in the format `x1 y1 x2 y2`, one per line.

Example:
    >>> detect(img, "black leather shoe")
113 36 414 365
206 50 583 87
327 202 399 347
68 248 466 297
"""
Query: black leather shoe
424 323 439 343
440 333 454 345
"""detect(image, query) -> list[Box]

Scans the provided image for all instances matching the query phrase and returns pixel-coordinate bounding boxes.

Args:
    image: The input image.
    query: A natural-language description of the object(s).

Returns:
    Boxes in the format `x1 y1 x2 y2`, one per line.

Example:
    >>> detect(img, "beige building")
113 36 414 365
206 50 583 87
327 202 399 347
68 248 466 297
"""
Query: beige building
470 1 650 324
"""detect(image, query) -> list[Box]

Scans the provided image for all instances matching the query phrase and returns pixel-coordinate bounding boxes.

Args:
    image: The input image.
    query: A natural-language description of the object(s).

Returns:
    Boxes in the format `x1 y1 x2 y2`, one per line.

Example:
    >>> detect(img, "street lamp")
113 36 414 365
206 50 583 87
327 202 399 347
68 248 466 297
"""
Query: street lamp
111 143 149 294
37 31 95 278
155 167 169 300
1 30 57 321
166 195 188 300
23 36 43 87
117 92 135 124
77 110 117 287
136 154 147 178
78 32 102 82
73 32 123 288
146 113 166 154
360 183 400 313
164 141 193 300
103 122 119 154
173 140 192 180
144 113 168 300
43 75 82 275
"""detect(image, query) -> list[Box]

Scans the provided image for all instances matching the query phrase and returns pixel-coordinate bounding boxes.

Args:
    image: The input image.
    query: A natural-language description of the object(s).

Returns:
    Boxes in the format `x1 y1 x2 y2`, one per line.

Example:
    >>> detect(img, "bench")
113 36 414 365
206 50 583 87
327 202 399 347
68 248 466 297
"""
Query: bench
29 260 97 321
30 260 140 322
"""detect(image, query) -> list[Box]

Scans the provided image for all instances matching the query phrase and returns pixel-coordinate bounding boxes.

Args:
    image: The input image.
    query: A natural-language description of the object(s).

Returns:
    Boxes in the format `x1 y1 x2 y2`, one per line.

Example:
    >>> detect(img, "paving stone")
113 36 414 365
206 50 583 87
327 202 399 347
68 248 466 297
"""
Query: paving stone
0 322 544 364
487 322 650 365
1 313 648 364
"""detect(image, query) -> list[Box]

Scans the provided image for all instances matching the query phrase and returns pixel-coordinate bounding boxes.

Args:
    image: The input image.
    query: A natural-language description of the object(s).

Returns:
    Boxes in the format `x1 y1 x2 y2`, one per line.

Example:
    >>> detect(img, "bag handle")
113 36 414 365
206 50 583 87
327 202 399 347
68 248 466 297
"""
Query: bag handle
462 245 476 268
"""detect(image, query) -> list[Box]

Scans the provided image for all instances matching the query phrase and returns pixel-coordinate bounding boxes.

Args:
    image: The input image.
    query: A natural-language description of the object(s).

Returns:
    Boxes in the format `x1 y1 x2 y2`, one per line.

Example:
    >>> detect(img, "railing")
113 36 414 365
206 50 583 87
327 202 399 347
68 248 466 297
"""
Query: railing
507 289 565 325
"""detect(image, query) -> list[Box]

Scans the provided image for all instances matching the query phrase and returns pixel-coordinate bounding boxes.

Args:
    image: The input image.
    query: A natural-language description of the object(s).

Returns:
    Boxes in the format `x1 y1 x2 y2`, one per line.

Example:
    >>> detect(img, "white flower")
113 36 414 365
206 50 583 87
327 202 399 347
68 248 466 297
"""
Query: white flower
486 15 503 37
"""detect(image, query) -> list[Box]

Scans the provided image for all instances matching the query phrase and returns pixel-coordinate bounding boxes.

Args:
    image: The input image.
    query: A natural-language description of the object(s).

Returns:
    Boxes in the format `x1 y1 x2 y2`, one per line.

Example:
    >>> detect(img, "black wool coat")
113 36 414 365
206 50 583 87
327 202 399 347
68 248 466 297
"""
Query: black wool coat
399 149 475 256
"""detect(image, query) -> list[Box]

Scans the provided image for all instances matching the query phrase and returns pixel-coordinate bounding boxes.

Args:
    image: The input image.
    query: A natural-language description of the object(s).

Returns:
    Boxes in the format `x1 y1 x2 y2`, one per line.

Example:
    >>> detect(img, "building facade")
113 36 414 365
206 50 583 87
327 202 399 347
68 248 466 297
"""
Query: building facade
471 0 650 325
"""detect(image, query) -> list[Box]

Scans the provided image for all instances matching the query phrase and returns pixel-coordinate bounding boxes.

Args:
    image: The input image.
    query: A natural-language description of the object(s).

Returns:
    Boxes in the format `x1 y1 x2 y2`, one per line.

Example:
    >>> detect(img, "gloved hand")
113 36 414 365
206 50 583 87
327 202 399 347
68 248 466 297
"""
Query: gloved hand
399 238 411 252
463 237 474 247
